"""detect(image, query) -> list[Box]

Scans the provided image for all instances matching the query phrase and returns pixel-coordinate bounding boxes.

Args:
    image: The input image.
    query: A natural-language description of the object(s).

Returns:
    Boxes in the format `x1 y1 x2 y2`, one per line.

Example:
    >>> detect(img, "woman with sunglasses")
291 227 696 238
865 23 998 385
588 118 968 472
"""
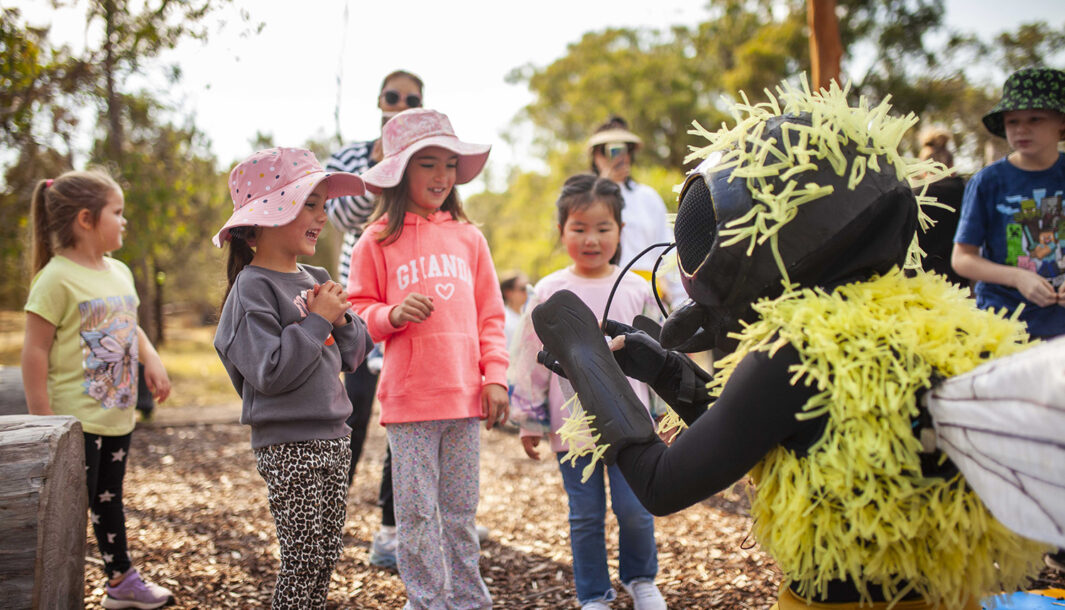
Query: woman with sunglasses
324 69 423 569
587 117 679 307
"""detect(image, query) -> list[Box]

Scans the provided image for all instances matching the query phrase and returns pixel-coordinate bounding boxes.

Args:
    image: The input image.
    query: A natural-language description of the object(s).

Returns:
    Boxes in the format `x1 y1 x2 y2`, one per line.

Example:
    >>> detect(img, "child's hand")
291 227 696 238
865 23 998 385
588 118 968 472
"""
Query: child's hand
521 435 542 460
389 293 434 327
143 355 171 404
315 281 352 326
308 282 350 324
1015 270 1057 308
481 383 509 431
1057 282 1065 308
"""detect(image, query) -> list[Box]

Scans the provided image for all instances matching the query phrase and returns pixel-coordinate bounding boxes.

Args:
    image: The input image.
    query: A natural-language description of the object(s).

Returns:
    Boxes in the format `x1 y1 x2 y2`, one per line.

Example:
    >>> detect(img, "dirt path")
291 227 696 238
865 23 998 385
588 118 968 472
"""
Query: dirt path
89 405 779 608
87 404 1063 608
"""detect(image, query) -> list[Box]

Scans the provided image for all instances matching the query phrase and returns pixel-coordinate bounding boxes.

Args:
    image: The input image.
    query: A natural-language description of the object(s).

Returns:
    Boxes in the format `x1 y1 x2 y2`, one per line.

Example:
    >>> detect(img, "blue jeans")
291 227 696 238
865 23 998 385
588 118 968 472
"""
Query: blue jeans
557 452 658 604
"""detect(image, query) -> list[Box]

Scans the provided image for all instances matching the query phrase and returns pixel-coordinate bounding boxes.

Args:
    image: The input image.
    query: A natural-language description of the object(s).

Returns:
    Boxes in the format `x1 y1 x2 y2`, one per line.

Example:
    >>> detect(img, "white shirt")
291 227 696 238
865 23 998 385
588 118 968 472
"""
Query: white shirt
618 181 681 305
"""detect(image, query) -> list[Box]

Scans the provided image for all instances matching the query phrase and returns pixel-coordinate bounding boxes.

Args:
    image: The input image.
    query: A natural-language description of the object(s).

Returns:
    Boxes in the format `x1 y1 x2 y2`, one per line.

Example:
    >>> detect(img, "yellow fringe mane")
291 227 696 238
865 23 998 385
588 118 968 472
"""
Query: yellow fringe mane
716 270 1046 607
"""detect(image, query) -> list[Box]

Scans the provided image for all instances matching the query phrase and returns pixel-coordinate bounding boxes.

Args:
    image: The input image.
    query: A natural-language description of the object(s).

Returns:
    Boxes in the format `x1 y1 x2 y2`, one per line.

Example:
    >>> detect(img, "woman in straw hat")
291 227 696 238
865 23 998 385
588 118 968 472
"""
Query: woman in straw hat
588 116 679 305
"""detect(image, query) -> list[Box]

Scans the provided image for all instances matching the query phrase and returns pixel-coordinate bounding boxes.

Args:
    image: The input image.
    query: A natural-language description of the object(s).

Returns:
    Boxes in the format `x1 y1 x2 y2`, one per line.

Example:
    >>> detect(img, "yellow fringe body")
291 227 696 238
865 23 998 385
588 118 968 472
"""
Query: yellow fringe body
709 270 1048 607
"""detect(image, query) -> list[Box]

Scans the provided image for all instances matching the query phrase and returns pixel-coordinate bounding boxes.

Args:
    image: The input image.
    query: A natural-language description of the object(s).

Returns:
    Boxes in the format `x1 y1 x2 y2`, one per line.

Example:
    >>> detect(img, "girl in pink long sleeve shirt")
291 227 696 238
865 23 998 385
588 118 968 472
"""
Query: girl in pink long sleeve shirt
346 108 507 610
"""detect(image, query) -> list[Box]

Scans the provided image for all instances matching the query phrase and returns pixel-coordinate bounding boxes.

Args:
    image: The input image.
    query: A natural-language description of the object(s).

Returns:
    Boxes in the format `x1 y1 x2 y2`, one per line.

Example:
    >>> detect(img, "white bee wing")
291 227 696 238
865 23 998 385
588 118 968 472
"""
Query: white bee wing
923 336 1065 547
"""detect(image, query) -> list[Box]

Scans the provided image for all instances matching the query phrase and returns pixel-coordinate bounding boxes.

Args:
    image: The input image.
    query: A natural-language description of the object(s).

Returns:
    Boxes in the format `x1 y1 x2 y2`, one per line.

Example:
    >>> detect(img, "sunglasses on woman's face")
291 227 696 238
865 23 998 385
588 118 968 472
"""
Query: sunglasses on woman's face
382 90 422 108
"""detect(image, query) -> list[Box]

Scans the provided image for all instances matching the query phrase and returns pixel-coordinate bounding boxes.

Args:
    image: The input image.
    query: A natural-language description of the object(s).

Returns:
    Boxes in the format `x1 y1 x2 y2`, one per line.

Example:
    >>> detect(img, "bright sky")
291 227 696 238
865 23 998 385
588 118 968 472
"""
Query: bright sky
13 0 1065 191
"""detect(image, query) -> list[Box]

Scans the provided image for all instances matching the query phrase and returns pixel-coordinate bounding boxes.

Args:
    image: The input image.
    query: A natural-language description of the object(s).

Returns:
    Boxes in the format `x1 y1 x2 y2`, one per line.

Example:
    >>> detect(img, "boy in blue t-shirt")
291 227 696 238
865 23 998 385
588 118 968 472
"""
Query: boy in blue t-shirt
953 67 1065 340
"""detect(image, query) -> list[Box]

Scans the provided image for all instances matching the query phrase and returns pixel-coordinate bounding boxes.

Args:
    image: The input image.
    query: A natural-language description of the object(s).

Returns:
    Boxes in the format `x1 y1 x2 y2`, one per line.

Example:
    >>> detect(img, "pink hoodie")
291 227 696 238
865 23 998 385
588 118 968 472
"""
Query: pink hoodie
347 210 508 424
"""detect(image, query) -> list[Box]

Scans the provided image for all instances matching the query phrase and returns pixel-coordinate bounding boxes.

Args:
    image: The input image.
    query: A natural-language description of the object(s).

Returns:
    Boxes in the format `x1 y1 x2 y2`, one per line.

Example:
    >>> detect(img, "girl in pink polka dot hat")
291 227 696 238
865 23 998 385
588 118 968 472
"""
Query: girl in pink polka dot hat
212 146 373 608
213 147 365 246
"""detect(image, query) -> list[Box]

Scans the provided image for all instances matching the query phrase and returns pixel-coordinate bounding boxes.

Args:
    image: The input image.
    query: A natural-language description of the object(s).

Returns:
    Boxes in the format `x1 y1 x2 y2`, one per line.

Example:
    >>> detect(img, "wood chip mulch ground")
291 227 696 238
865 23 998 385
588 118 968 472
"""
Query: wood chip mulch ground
82 407 1063 609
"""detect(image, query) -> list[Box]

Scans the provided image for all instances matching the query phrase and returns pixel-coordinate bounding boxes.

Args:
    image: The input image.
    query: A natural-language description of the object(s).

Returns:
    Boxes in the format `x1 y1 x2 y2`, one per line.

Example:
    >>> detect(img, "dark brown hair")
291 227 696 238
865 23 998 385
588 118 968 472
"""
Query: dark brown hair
368 168 470 246
222 226 257 304
380 70 424 96
30 168 121 274
499 270 525 294
556 174 624 265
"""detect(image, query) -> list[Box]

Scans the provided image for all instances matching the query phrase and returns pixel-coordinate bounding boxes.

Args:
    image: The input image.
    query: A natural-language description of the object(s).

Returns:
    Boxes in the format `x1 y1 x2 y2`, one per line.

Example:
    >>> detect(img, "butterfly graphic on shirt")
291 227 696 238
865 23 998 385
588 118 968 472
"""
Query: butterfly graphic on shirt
81 328 136 388
79 326 138 409
76 296 139 409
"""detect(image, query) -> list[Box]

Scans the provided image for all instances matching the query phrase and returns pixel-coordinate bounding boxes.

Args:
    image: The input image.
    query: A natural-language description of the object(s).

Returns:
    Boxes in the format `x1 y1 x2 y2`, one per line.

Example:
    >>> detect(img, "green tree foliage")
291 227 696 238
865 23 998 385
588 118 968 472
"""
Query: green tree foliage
95 93 229 335
469 142 684 283
489 0 1062 285
0 2 249 340
0 9 88 154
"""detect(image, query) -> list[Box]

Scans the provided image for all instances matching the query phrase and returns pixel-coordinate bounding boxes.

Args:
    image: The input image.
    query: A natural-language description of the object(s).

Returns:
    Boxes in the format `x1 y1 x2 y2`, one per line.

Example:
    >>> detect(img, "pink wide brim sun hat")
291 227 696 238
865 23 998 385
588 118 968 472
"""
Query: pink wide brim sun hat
213 147 365 247
359 108 491 194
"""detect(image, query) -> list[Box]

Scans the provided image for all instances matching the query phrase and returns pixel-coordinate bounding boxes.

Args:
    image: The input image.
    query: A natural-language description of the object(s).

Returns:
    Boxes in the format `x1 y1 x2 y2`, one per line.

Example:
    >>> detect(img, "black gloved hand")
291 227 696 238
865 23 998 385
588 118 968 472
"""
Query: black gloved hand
537 350 567 379
601 319 669 385
532 290 658 464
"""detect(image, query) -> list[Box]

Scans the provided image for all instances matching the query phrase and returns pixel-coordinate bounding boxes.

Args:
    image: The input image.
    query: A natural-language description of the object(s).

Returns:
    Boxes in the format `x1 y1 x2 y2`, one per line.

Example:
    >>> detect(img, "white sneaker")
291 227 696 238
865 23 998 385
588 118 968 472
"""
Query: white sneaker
369 525 397 568
622 579 666 610
476 524 490 543
581 601 611 610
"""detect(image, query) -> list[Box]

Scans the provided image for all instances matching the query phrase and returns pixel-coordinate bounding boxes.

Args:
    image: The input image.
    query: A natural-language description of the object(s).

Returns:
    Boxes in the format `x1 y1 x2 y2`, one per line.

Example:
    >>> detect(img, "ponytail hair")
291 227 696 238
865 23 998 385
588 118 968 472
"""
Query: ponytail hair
368 174 470 246
223 226 257 304
30 168 121 275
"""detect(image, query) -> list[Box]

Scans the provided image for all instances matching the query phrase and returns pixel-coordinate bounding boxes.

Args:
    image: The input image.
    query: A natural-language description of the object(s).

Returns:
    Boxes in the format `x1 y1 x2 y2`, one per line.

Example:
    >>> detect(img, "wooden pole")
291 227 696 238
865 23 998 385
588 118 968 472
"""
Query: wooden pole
808 0 843 91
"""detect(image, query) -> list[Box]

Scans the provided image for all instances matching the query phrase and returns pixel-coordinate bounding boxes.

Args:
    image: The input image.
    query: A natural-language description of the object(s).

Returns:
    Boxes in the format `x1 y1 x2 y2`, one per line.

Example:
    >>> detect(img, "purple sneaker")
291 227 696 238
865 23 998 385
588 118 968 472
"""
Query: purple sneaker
102 569 175 609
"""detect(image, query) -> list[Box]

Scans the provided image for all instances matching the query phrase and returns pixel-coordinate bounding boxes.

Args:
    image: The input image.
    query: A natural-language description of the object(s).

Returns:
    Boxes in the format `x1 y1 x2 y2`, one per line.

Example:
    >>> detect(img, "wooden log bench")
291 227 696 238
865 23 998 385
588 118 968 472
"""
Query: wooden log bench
0 415 86 609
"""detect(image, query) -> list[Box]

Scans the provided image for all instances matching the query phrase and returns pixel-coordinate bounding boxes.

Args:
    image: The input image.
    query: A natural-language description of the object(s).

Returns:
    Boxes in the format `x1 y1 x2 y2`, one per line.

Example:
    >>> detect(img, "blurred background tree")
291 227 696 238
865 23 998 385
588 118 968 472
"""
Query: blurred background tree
491 0 1063 280
0 0 250 341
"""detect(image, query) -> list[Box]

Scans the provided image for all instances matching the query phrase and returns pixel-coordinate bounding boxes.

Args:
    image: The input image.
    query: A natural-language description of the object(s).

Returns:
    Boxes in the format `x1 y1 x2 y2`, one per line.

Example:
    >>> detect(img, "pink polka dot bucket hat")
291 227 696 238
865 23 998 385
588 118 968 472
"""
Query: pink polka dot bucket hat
359 108 490 194
212 147 365 247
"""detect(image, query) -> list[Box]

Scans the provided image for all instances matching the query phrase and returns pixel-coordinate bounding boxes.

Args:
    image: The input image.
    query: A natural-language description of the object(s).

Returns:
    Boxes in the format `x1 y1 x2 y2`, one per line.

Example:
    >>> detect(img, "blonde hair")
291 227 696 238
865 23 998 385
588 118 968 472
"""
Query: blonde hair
30 168 121 274
917 126 954 167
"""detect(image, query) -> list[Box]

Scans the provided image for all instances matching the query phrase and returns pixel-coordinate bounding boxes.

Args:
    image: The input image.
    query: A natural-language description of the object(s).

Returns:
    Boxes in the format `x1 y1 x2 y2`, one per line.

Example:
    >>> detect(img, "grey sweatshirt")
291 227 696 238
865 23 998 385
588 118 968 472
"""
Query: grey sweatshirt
214 264 372 449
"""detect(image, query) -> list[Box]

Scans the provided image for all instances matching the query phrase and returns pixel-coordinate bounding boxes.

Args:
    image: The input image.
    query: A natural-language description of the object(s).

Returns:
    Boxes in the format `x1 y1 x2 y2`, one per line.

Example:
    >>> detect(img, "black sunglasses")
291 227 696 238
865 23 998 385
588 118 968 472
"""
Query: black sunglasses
382 90 422 108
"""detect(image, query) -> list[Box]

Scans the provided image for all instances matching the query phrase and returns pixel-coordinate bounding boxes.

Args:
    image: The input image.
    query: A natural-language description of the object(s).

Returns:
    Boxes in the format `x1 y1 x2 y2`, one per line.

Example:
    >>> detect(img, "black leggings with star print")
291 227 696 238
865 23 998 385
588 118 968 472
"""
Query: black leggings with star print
84 432 132 580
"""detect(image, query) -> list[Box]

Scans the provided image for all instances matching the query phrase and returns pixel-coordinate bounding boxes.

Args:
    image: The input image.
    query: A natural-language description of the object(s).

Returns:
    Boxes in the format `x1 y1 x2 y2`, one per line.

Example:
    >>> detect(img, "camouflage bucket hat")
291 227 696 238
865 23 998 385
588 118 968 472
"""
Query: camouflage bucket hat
982 67 1065 139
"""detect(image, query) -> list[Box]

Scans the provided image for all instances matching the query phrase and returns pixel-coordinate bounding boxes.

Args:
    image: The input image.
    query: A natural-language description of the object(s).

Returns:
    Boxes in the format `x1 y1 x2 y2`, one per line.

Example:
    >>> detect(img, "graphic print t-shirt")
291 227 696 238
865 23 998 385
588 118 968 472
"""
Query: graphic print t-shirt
955 153 1065 337
25 255 140 435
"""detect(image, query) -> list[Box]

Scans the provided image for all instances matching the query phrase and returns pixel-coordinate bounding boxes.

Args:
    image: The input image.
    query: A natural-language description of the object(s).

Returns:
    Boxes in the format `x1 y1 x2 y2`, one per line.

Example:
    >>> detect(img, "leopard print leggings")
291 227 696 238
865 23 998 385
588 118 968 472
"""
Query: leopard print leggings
255 437 350 609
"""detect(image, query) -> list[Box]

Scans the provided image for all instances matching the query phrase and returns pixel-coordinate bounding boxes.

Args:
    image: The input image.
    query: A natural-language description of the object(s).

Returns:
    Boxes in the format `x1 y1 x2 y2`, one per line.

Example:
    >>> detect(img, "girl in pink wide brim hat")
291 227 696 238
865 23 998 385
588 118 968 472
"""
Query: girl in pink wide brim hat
358 108 490 195
345 108 506 609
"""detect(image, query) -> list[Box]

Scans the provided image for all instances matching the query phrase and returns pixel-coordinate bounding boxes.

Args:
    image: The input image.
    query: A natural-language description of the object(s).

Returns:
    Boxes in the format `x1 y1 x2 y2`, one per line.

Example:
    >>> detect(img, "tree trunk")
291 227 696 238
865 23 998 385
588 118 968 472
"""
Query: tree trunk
0 415 87 609
104 0 123 161
807 0 843 91
153 261 164 346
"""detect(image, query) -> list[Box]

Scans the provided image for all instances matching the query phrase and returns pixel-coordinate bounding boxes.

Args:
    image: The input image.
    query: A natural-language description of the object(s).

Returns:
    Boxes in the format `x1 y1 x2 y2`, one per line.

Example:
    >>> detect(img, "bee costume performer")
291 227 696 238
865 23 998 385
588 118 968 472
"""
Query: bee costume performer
532 80 1064 609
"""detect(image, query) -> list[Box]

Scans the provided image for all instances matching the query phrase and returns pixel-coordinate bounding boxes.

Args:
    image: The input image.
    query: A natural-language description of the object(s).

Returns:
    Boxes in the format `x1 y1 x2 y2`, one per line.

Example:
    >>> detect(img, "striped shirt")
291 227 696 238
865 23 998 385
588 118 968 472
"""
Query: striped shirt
325 140 378 286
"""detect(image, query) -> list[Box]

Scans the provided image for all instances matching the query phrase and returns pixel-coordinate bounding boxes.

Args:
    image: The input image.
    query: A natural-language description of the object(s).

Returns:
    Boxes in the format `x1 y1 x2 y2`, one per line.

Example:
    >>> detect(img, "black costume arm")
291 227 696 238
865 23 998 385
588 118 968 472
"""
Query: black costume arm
597 319 715 424
531 290 823 513
649 351 714 425
616 346 823 516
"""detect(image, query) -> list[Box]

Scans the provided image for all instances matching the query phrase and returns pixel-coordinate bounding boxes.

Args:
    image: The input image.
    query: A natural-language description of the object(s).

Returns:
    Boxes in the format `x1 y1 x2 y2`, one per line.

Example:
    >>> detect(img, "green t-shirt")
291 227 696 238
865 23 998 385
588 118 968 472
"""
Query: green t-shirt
25 255 140 435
